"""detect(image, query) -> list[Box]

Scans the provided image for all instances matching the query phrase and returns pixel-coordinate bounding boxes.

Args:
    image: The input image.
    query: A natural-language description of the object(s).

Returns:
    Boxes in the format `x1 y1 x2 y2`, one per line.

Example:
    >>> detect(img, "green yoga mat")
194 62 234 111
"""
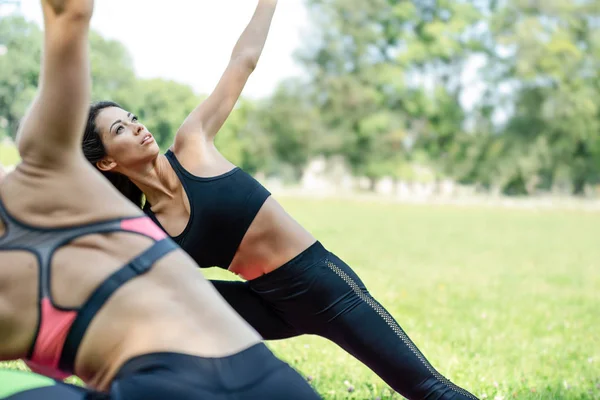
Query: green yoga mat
0 369 55 399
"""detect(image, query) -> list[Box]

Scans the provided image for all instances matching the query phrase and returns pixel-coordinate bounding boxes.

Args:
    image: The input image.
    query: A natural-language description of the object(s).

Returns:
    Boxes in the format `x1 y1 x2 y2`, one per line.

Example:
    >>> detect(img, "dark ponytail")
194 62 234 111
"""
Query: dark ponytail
82 101 144 208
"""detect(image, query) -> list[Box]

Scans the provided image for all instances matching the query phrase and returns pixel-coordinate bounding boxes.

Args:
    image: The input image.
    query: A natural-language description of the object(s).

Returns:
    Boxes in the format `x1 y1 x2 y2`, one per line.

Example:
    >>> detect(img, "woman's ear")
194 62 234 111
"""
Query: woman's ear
96 158 117 172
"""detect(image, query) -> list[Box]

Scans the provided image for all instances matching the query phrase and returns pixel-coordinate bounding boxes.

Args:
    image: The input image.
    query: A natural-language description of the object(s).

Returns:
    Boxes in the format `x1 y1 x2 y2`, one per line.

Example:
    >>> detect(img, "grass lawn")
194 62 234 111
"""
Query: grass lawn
0 142 20 167
2 197 599 399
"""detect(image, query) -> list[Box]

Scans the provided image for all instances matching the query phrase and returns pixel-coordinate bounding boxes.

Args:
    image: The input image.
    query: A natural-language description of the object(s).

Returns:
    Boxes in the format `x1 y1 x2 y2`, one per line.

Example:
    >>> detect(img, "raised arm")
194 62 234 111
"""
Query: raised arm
174 0 277 149
15 0 94 166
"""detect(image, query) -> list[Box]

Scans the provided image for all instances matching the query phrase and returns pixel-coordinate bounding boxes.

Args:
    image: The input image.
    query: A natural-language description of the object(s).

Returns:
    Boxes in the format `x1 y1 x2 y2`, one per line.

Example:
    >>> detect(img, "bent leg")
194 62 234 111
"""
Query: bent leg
249 243 478 400
210 280 299 340
316 254 477 399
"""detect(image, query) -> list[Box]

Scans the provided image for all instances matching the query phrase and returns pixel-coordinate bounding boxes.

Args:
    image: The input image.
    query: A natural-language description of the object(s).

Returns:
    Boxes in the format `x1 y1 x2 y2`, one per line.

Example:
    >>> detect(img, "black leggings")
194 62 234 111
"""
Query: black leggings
110 343 321 399
211 242 477 400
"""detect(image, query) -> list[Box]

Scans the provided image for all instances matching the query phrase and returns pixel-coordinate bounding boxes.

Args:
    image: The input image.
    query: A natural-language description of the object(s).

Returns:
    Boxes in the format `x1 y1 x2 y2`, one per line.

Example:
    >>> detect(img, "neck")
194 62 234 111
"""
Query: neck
117 154 178 208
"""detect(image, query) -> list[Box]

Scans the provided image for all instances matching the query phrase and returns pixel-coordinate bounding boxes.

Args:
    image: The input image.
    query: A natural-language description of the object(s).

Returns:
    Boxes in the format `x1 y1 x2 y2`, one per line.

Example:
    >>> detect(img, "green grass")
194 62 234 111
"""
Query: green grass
2 198 599 399
0 142 20 166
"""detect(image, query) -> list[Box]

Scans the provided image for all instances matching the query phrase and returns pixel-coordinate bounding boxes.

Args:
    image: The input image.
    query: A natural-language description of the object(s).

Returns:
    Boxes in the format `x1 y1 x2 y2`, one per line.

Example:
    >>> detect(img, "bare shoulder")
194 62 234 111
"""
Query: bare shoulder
0 157 142 228
171 139 237 178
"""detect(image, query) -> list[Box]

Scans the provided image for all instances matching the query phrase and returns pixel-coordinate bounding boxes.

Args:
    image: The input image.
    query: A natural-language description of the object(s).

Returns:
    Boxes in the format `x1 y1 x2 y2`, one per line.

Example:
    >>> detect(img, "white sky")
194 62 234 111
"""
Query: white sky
16 0 310 99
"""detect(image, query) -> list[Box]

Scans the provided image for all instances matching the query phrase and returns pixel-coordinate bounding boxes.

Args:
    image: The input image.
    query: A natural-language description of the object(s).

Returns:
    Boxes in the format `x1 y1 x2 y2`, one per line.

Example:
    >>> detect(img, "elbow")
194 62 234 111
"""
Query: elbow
46 0 94 21
231 50 261 72
62 6 94 23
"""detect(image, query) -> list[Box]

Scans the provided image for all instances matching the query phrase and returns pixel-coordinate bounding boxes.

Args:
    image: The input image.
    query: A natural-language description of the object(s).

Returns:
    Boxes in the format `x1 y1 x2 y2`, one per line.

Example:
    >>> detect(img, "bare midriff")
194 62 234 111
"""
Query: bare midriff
228 196 317 281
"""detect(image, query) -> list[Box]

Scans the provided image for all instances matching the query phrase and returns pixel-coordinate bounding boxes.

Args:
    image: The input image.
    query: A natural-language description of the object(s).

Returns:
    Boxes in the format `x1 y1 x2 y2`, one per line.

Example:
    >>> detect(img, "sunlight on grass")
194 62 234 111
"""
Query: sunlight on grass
0 143 19 166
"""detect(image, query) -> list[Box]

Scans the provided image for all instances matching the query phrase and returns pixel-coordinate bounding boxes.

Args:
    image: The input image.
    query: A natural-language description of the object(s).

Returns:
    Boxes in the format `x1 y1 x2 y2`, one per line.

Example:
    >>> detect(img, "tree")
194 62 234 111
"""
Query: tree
126 78 200 149
214 97 274 175
0 17 139 139
0 16 42 138
297 0 484 187
256 77 324 179
89 31 138 105
485 0 600 195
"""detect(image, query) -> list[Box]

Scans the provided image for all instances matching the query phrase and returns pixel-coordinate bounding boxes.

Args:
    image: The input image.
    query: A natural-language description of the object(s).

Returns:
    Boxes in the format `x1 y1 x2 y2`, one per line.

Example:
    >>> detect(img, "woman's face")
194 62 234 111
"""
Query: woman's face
95 106 160 172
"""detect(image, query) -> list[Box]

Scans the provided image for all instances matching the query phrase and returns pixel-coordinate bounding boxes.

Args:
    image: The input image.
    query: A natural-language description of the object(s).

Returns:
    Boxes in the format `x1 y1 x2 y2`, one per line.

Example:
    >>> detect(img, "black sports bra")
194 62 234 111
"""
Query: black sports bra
144 150 270 269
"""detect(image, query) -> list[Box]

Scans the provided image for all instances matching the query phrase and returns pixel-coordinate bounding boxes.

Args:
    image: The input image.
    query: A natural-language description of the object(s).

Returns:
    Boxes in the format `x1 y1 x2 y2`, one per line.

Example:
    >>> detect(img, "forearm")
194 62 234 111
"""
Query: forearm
172 0 277 144
230 0 277 68
17 0 92 164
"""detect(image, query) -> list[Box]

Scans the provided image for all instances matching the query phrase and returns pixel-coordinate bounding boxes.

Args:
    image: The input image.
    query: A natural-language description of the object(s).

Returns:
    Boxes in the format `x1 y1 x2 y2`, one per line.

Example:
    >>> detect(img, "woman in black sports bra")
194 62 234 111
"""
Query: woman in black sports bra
0 1 320 399
82 1 478 399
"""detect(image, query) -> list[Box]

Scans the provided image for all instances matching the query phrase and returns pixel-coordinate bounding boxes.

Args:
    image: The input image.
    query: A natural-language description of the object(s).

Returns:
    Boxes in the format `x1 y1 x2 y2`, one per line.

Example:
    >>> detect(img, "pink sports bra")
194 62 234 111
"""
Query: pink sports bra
0 195 177 380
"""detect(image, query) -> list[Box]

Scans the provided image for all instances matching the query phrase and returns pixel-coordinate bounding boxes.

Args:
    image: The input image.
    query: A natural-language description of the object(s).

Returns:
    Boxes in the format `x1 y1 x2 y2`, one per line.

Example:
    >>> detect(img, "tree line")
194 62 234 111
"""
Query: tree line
1 0 600 195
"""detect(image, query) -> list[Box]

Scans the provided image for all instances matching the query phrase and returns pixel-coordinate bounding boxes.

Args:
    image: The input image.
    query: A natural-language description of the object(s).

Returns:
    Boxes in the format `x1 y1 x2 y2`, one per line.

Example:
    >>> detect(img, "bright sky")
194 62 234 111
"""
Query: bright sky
17 0 310 99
